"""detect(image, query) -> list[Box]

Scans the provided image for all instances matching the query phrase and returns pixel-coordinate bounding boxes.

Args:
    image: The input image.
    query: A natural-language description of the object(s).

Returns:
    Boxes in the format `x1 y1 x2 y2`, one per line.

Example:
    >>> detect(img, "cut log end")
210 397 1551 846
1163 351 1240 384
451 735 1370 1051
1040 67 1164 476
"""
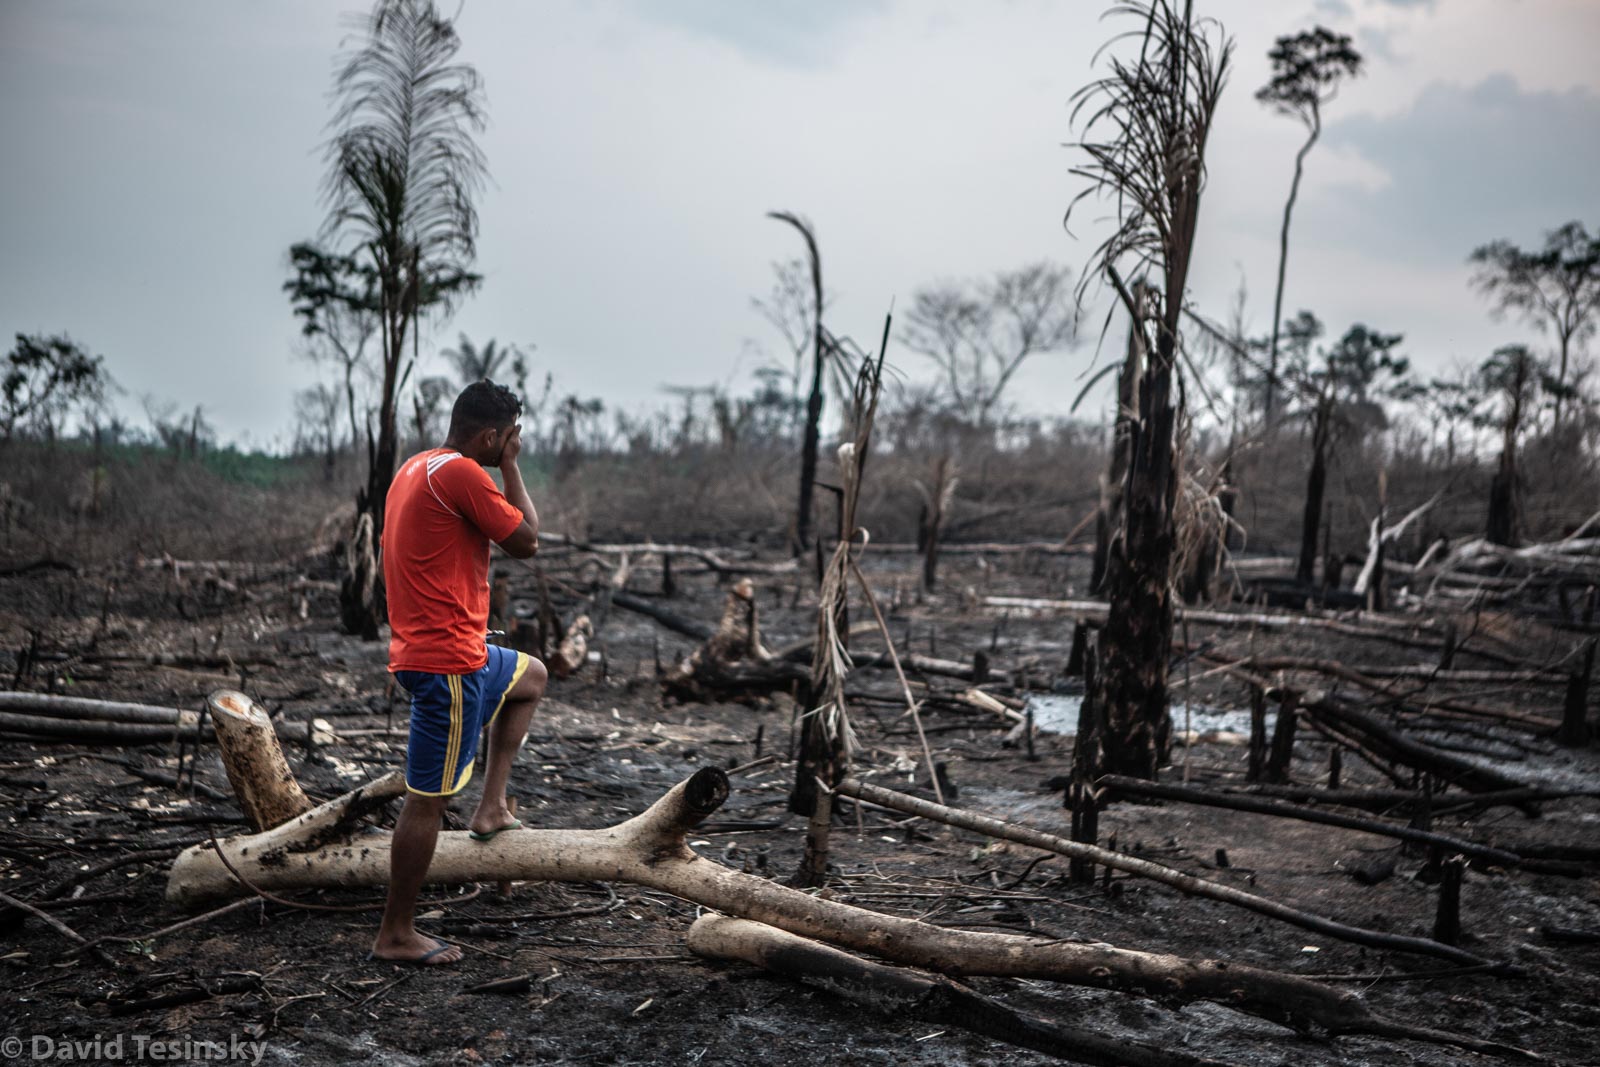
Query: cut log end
207 688 313 832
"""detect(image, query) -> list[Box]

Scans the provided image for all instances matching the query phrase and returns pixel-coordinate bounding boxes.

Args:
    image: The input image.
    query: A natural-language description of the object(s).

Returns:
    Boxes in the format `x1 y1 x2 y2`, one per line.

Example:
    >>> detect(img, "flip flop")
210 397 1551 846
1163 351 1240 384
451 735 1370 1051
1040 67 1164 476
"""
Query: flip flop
366 941 457 967
467 818 522 842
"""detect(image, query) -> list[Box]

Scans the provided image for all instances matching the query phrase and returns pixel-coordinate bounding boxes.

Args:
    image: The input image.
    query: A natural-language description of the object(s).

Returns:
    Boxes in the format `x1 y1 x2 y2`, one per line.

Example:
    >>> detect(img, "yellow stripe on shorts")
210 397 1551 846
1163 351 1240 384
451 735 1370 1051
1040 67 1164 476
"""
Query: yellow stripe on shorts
440 674 464 791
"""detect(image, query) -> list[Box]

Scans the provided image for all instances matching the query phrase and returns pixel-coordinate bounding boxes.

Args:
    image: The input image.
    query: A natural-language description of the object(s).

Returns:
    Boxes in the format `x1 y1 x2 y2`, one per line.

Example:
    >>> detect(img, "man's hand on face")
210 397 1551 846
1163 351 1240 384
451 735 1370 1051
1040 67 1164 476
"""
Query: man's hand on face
497 423 523 471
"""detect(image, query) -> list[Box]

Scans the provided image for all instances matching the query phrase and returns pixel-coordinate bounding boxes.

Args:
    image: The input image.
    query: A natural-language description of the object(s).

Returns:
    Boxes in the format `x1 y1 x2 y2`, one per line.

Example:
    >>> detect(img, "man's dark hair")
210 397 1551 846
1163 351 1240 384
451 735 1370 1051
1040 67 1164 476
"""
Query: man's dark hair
448 379 522 439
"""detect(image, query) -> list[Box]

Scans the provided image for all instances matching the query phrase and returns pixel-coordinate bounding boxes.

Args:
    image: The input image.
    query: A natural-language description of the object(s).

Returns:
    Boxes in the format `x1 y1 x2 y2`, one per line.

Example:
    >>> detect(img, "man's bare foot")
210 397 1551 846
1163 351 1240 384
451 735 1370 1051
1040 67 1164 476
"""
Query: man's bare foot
370 932 462 966
469 804 519 838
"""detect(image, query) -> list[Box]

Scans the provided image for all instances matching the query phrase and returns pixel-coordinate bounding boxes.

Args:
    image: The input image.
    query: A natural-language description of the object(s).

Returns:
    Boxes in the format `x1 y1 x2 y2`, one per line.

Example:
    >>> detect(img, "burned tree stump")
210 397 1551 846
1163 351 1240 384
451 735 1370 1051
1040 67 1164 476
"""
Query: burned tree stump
207 690 313 832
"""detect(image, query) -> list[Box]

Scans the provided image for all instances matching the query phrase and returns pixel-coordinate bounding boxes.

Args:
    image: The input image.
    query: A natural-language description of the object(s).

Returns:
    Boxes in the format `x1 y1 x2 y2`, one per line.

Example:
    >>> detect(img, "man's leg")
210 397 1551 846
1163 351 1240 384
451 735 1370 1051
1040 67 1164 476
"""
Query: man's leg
470 657 548 836
372 793 463 964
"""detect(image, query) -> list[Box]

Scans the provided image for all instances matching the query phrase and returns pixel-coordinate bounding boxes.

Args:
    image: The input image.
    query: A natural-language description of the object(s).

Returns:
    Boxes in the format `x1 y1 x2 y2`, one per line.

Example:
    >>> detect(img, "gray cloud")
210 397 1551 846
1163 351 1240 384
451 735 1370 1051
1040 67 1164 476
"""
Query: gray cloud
1318 74 1600 265
1357 24 1403 64
621 0 889 67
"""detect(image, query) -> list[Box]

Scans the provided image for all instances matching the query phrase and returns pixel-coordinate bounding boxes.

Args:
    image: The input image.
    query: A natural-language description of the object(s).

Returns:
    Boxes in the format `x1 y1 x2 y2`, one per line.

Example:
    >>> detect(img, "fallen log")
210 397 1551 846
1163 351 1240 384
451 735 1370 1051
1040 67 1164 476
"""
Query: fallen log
835 777 1492 967
0 692 335 748
868 541 1092 557
208 690 313 831
0 711 199 744
686 915 1235 1067
536 533 798 575
166 767 1465 1037
1304 699 1527 794
0 691 203 726
1096 776 1583 876
611 591 715 641
1230 782 1599 815
1205 655 1560 730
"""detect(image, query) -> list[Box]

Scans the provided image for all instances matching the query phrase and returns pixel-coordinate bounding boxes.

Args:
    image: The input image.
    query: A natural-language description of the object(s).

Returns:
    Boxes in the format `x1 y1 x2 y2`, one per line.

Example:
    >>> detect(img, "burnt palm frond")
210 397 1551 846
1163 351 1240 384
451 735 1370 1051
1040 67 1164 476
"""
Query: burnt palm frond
1066 0 1232 359
322 0 487 310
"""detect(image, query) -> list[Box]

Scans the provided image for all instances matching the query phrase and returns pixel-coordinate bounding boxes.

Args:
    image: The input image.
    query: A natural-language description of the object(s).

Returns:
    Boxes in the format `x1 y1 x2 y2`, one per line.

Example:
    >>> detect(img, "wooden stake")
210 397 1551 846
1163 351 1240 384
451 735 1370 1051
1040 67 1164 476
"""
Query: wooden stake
1265 691 1299 784
1558 638 1595 747
1433 854 1467 946
1247 685 1267 783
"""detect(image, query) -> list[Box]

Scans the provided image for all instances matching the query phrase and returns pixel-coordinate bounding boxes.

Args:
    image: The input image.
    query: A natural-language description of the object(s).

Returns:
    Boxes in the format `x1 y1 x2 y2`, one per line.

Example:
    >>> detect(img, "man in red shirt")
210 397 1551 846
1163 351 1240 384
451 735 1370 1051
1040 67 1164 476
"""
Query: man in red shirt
372 380 545 966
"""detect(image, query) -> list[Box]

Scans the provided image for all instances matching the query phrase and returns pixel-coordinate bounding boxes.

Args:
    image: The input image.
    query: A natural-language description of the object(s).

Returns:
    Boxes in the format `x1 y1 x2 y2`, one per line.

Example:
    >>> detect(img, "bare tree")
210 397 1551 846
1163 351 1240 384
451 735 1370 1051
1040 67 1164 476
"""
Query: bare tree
320 0 488 637
284 242 379 451
767 211 826 552
295 383 343 480
899 261 1076 430
1257 27 1362 423
1470 221 1600 429
1067 0 1232 780
752 257 822 417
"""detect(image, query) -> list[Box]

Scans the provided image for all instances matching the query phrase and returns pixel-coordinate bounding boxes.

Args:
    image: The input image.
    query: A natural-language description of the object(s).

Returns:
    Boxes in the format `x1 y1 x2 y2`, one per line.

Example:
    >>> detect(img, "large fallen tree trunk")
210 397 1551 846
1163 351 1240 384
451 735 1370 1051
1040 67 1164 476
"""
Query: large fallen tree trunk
686 915 1234 1067
167 766 1476 1040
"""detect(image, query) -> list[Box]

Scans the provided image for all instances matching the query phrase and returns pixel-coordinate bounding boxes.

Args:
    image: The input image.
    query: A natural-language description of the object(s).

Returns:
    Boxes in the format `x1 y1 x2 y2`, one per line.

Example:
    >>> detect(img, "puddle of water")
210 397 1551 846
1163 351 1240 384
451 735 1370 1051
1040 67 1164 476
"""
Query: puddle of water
1025 693 1251 738
1021 696 1600 792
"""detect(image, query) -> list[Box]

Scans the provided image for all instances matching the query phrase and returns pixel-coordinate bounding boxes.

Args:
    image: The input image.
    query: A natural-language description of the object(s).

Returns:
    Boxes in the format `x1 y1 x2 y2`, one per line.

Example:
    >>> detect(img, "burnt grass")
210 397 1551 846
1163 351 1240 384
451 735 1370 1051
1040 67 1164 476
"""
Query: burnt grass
2 548 1599 1067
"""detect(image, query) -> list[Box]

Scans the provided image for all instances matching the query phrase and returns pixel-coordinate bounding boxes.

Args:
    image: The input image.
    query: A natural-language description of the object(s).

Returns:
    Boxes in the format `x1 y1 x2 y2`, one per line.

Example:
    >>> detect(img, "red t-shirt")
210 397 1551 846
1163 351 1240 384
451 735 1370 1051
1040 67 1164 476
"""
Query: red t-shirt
384 448 524 674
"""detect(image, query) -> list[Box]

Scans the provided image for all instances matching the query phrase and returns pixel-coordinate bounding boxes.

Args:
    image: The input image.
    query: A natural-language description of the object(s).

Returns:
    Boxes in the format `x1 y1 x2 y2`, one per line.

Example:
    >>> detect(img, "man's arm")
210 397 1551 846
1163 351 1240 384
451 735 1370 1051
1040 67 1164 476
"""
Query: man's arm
496 426 539 559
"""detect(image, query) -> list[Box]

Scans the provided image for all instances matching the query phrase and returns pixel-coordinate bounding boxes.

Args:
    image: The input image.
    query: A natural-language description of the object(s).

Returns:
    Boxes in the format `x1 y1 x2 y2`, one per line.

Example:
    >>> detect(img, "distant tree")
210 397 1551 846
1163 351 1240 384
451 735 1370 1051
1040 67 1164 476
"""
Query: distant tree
1470 221 1600 429
295 383 343 480
284 242 379 451
1257 27 1362 423
1068 0 1232 780
752 257 824 420
1421 365 1487 466
143 396 214 461
441 333 530 393
899 261 1077 430
1282 317 1410 584
319 0 488 637
1 333 113 445
1476 344 1552 547
410 375 456 446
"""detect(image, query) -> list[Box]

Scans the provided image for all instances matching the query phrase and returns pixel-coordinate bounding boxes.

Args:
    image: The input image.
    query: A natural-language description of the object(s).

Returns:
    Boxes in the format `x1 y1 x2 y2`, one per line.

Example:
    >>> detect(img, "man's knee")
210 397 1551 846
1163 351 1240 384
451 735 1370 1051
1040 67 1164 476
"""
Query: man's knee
515 657 548 702
400 792 450 821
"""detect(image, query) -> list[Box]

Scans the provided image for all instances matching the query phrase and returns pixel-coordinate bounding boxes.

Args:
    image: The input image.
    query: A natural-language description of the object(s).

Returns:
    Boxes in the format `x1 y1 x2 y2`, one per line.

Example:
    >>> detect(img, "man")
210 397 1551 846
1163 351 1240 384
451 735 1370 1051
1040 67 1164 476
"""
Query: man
372 379 546 966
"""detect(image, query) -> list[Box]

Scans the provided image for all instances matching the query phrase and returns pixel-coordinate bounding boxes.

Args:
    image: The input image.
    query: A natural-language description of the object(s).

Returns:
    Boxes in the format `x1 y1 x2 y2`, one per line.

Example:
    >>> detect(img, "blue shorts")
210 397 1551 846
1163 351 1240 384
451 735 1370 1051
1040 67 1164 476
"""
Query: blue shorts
396 645 533 796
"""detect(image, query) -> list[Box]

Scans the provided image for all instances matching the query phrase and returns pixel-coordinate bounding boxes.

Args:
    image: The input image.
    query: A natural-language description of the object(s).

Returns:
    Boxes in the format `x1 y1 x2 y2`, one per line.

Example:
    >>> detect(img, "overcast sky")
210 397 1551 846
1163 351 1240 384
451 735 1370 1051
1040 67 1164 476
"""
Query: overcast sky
2 0 1597 449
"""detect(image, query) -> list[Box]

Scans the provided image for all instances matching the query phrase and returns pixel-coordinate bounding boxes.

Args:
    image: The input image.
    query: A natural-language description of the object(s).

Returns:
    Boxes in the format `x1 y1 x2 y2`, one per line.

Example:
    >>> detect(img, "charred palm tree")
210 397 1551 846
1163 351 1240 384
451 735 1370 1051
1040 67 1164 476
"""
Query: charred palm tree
1067 0 1232 779
322 0 488 636
1256 28 1362 424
